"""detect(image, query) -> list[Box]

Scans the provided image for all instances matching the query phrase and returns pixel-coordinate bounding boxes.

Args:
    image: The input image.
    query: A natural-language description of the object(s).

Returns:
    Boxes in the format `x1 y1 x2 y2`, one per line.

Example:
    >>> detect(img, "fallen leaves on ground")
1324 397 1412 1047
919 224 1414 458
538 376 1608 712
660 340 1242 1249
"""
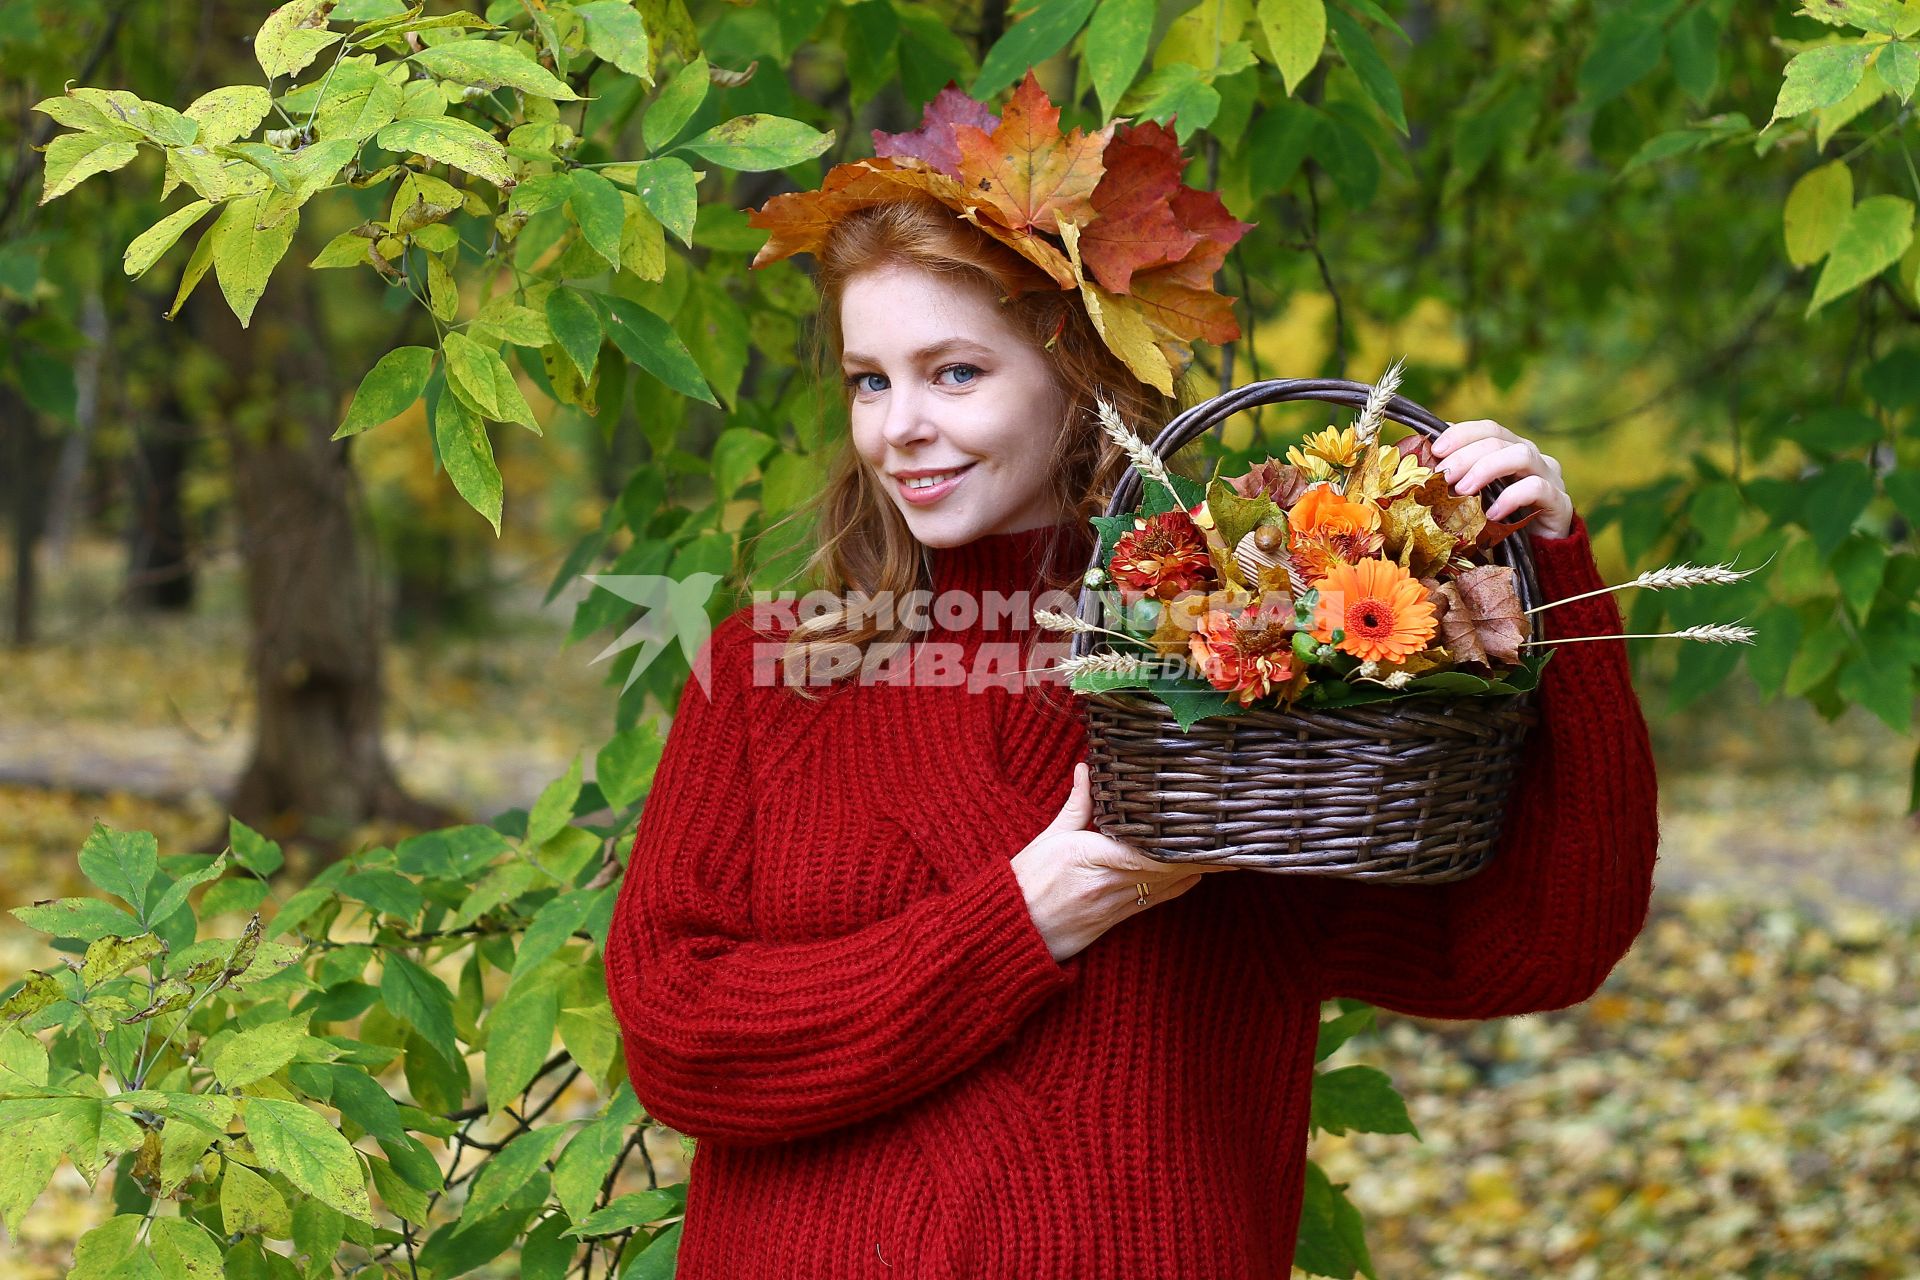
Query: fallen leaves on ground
1312 888 1920 1278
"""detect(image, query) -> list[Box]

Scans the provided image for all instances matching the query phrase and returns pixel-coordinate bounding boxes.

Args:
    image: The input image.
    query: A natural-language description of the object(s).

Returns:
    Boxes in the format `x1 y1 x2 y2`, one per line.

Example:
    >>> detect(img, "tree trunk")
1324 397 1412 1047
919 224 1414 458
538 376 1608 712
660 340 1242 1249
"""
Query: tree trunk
4 385 51 649
187 267 460 856
124 397 198 614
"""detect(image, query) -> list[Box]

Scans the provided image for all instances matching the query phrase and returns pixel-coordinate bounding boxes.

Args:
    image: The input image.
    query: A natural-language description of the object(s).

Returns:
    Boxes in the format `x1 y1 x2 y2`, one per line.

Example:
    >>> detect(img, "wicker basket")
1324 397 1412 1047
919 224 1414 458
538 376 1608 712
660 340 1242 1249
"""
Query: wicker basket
1069 377 1546 884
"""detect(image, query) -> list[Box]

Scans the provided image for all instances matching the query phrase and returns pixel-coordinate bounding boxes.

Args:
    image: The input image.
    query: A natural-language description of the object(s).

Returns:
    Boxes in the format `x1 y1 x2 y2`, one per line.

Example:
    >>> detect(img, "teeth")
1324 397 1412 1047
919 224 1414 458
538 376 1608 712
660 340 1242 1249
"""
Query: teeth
905 469 964 490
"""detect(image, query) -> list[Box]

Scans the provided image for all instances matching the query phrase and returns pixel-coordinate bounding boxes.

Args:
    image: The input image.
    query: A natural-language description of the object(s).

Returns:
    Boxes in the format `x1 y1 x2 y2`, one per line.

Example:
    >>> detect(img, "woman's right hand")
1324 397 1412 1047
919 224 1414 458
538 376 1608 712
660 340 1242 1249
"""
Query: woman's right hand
1010 761 1236 964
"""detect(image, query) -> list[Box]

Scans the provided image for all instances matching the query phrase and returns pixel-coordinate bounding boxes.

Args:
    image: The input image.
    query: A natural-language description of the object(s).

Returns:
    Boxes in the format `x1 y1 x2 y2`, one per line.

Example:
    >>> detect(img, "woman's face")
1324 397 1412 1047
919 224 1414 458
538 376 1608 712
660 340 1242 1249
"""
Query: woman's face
839 261 1068 549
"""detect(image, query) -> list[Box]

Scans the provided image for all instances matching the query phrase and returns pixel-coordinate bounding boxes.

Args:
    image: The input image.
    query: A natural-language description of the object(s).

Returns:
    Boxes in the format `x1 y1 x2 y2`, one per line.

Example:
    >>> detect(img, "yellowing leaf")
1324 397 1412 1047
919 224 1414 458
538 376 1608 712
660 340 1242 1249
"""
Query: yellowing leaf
1060 218 1174 394
1258 0 1327 96
1784 160 1854 266
1379 493 1458 579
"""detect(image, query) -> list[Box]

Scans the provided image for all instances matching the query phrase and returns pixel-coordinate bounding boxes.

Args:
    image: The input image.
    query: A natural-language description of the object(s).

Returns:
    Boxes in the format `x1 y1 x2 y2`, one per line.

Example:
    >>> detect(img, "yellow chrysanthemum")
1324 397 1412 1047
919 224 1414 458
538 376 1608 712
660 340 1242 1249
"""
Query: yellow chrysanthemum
1286 424 1362 471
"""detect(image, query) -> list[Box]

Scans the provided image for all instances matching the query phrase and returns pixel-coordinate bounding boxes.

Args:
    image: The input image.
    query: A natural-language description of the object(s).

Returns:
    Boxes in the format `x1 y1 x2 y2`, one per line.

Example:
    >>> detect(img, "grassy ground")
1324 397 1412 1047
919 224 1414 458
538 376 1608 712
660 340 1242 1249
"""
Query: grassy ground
2 536 1917 1277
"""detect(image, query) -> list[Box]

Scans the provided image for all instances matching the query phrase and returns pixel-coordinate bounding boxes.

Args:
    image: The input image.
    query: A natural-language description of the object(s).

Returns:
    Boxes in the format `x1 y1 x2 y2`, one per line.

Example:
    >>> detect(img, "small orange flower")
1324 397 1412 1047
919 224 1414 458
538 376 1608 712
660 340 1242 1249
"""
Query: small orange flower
1288 482 1381 544
1188 608 1298 706
1110 509 1217 602
1309 557 1438 664
1289 524 1385 586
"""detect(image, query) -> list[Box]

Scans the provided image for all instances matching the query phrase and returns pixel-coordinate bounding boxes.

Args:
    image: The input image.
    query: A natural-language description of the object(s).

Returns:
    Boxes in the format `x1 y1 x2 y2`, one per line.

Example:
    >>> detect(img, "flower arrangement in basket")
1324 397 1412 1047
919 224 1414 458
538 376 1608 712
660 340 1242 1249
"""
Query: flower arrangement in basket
1035 361 1759 883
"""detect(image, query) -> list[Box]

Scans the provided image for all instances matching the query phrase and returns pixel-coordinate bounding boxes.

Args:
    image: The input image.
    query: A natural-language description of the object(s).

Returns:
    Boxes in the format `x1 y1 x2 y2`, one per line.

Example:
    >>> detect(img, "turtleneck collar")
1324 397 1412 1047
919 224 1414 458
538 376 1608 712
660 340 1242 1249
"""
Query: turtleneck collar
924 516 1095 605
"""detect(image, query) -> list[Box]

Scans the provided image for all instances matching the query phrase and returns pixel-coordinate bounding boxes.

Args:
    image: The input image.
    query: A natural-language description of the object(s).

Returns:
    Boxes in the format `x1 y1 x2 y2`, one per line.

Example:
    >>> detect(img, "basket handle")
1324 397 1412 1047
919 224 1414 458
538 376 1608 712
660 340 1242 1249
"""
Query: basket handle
1070 377 1544 661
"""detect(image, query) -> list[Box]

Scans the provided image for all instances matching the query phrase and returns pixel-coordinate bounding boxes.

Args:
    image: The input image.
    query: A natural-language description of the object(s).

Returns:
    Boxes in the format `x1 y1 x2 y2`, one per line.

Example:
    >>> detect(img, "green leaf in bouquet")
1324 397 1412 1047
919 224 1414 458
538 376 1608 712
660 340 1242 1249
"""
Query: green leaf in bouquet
1205 475 1282 554
1088 512 1135 565
1145 678 1262 731
1068 665 1157 695
1138 468 1206 519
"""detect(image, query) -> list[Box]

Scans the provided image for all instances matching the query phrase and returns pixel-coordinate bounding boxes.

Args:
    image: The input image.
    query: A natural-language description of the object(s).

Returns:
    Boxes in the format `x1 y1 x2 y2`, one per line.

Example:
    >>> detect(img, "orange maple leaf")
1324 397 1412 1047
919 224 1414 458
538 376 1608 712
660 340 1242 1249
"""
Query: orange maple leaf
1126 270 1242 347
746 158 973 269
953 69 1110 235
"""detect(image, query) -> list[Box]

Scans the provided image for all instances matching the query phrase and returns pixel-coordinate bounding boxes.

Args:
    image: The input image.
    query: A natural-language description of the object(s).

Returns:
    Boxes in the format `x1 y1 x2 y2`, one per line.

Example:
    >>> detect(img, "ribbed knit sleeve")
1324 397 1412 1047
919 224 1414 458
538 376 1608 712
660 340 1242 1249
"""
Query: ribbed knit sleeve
1271 510 1662 1018
603 612 1080 1147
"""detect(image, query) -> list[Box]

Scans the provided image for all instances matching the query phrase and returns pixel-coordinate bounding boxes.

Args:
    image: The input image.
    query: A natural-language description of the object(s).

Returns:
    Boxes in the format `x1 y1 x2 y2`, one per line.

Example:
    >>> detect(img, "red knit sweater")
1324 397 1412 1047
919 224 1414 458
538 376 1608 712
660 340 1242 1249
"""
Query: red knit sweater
604 509 1661 1278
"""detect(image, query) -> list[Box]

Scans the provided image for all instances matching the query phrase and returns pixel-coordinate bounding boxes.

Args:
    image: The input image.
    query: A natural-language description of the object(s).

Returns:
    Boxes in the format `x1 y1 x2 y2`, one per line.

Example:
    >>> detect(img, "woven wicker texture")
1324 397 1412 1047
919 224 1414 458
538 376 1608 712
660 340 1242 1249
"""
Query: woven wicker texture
1069 378 1546 883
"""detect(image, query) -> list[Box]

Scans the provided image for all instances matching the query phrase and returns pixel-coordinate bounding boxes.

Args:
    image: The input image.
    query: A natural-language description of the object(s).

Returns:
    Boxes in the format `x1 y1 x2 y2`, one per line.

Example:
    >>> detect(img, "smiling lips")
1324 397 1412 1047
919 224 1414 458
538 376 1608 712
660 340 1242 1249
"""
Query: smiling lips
894 462 976 504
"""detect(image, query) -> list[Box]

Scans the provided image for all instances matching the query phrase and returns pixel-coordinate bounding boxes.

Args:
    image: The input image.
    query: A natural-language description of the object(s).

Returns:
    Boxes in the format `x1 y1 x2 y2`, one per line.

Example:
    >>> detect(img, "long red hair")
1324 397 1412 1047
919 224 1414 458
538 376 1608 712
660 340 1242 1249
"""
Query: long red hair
746 198 1205 699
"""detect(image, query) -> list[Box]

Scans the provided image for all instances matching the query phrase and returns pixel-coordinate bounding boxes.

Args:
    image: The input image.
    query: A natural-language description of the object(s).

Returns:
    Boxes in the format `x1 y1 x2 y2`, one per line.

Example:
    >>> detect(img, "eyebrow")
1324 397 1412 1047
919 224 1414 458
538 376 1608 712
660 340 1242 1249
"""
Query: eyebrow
840 338 996 366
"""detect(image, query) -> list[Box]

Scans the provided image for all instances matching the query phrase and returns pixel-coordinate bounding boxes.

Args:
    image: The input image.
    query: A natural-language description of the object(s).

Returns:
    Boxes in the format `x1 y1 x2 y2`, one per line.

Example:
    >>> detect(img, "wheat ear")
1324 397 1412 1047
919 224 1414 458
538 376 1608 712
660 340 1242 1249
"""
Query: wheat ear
1351 354 1407 454
1094 396 1188 513
1008 652 1157 679
1033 607 1141 648
1334 355 1408 497
1524 549 1775 616
1522 622 1757 646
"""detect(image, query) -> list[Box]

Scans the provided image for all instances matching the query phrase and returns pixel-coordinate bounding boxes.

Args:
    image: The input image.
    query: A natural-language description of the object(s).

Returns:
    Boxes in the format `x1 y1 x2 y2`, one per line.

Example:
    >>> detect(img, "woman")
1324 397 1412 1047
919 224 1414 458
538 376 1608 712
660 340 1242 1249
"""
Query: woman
603 79 1660 1279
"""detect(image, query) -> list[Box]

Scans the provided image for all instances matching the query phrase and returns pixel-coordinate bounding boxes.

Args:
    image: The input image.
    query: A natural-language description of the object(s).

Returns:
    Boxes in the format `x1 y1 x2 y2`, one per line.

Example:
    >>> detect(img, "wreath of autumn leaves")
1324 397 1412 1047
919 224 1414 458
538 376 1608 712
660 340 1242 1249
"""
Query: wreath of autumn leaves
744 71 1253 397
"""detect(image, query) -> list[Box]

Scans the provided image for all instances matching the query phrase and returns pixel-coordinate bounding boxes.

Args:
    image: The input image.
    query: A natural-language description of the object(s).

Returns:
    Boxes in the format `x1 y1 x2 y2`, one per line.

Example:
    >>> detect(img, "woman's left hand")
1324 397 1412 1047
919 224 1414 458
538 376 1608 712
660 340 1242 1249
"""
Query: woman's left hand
1428 418 1575 541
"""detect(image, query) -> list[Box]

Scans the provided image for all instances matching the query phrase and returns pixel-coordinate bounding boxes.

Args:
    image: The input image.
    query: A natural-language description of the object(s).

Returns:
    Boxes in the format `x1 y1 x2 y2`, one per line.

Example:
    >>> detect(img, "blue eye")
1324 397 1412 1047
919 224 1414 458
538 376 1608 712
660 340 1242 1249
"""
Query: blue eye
845 372 888 394
939 364 981 385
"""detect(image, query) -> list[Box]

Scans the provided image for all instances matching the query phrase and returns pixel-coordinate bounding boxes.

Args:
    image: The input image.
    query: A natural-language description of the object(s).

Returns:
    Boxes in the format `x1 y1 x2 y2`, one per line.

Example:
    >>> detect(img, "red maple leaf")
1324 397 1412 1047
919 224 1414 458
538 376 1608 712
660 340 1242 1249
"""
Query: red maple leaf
871 82 999 180
1077 120 1201 295
1154 186 1255 290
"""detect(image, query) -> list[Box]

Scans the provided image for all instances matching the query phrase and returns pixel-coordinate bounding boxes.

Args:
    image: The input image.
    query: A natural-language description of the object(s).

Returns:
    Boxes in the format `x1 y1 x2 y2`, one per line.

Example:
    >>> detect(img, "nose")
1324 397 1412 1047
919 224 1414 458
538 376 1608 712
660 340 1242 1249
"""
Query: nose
880 381 937 450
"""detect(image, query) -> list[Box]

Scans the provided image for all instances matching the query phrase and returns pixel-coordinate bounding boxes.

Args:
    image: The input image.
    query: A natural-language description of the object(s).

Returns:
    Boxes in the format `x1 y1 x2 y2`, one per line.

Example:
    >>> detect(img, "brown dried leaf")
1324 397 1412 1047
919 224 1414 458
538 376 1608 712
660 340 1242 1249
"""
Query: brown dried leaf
1434 563 1527 667
1230 458 1311 508
1409 471 1488 549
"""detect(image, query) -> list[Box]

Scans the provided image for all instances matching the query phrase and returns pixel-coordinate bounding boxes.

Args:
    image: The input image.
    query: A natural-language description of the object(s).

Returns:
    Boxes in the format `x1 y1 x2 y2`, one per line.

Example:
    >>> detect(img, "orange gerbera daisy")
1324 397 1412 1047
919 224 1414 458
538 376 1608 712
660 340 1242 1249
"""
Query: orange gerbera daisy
1188 608 1299 706
1309 556 1438 664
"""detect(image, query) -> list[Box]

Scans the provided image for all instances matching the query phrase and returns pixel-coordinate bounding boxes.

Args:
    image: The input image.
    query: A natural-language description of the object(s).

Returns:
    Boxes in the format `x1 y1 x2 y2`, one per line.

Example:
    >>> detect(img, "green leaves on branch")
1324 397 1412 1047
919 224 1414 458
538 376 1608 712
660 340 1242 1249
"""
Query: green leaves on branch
256 0 345 80
335 345 436 439
2 809 671 1270
678 114 835 171
410 36 582 101
973 0 1097 100
377 116 514 187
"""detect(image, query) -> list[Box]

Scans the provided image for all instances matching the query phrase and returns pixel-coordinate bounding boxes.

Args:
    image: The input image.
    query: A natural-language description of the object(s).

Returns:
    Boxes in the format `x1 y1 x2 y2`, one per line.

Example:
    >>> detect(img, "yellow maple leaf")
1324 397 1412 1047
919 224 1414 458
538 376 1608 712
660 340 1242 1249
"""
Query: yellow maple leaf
1059 219 1173 394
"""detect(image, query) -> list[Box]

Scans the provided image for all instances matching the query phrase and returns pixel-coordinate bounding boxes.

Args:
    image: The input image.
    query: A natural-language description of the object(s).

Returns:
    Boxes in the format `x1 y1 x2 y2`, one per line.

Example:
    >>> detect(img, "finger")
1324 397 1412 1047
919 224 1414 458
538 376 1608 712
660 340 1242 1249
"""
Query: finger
1452 440 1538 496
1484 473 1556 522
1045 761 1093 835
1146 874 1203 905
1130 871 1202 910
1430 419 1515 459
1434 437 1509 487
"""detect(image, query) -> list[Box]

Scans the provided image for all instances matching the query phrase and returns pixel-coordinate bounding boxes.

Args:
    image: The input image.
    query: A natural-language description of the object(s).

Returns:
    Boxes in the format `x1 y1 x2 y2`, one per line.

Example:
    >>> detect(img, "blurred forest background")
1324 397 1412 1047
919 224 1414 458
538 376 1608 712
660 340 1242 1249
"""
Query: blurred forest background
2 0 1918 1276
